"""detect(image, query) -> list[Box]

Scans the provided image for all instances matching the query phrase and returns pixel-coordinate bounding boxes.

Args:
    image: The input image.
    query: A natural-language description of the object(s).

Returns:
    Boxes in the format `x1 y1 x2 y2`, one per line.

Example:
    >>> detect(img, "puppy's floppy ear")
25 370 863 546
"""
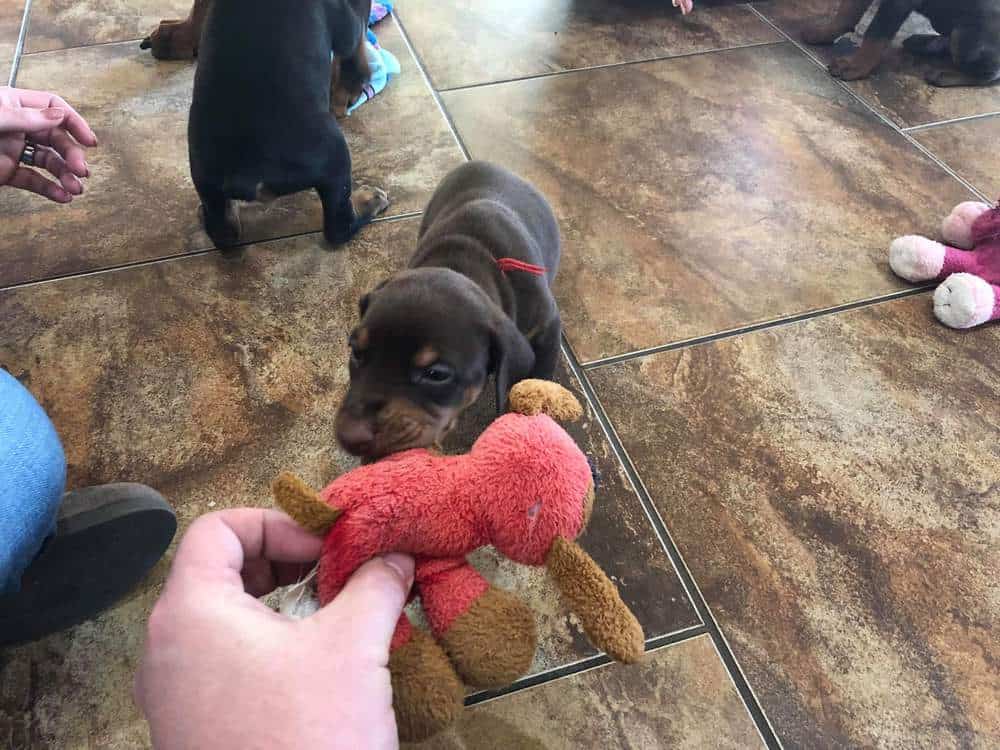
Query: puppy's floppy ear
488 312 535 414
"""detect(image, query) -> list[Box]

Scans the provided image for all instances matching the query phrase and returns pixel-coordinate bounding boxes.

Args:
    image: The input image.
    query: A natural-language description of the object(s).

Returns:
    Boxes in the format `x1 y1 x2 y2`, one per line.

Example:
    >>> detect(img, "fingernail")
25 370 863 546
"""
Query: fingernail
381 553 414 587
43 107 65 120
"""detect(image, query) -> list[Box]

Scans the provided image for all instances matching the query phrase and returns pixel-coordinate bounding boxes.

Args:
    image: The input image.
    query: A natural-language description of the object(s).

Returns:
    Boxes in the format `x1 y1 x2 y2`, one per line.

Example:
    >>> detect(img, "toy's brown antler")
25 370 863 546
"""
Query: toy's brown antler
546 537 645 663
272 471 341 535
508 379 584 422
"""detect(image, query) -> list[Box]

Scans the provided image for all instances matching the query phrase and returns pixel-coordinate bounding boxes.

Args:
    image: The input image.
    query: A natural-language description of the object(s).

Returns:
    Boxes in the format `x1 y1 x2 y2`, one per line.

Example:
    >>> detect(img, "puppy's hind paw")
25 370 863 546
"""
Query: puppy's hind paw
140 19 198 60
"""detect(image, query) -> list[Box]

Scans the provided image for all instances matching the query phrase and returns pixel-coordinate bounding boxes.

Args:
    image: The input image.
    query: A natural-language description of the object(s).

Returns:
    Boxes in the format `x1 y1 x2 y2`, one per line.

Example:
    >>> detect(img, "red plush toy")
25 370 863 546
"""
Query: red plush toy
272 380 644 742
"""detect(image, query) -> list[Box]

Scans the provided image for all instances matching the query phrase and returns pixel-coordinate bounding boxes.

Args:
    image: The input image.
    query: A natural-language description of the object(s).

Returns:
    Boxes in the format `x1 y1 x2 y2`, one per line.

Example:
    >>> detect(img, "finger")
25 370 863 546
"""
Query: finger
0 106 67 136
32 146 84 195
310 553 414 657
9 166 71 203
13 89 97 146
33 127 89 177
168 508 323 595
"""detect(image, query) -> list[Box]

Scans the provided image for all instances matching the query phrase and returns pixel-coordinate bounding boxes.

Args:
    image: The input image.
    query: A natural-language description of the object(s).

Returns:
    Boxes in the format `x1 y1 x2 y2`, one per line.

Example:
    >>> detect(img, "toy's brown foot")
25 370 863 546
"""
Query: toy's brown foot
440 586 537 687
507 380 583 421
140 19 198 59
390 629 465 743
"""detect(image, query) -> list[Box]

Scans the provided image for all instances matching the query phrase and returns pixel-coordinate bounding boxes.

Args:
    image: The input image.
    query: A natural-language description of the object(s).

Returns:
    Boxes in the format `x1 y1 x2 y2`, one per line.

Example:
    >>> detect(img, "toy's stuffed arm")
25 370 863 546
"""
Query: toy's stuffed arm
508 380 584 422
546 536 645 663
272 472 341 535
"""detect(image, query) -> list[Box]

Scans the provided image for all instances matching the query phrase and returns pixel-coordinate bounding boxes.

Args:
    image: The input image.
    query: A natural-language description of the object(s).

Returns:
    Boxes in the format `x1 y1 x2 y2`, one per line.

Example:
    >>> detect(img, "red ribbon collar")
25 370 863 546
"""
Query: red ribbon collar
496 257 547 276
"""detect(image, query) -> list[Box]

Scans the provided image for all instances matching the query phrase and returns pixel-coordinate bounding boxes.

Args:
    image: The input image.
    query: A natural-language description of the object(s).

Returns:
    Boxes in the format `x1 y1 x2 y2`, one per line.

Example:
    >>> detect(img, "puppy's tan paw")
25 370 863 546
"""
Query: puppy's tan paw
352 185 390 221
140 19 198 60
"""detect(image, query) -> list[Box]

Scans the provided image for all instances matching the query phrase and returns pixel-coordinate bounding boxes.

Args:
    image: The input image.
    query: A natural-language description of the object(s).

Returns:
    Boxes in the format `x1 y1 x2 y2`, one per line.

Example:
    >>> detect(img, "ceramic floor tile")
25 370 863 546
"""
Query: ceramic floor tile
415 635 762 749
397 0 778 90
23 0 191 53
0 18 464 287
754 0 1000 128
0 218 697 748
913 115 1000 200
589 295 1000 748
442 43 973 363
0 0 23 83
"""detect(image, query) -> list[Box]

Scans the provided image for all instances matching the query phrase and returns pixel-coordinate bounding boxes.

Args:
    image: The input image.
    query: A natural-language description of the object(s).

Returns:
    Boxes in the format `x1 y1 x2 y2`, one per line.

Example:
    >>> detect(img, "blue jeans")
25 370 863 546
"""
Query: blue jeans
0 369 66 593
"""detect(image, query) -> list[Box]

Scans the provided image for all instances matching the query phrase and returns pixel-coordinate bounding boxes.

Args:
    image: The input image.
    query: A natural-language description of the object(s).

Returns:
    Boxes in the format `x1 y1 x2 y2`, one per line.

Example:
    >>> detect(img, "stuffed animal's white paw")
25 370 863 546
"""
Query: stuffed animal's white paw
890 236 945 281
941 201 991 249
933 273 995 329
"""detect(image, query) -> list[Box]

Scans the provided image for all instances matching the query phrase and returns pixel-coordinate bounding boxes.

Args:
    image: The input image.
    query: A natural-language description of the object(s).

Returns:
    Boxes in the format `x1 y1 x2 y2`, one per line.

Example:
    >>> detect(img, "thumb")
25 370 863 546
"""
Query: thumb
312 553 414 657
0 106 66 135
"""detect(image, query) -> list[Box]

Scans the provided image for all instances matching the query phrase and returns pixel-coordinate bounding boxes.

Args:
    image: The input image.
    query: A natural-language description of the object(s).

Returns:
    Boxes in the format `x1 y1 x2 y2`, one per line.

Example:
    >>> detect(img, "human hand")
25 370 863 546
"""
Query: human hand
0 86 98 203
135 508 414 750
673 0 693 15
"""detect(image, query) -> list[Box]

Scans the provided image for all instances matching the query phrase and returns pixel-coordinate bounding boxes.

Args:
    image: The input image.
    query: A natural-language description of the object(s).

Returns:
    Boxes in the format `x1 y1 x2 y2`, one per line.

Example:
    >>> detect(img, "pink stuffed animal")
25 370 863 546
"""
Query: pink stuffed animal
890 200 1000 329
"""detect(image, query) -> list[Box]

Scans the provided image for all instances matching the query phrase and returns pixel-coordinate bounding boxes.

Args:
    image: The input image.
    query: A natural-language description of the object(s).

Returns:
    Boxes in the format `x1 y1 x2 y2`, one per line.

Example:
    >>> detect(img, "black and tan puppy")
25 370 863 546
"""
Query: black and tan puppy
335 162 561 459
803 0 1000 86
142 0 389 249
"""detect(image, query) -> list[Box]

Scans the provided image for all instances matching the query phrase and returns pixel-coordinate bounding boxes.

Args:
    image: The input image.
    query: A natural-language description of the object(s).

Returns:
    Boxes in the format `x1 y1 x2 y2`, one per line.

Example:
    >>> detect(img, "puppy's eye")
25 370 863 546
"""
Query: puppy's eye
415 363 455 386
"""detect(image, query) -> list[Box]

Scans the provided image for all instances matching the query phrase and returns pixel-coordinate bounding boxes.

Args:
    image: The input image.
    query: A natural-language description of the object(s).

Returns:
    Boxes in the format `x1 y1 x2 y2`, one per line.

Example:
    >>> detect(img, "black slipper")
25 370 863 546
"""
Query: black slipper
0 483 176 647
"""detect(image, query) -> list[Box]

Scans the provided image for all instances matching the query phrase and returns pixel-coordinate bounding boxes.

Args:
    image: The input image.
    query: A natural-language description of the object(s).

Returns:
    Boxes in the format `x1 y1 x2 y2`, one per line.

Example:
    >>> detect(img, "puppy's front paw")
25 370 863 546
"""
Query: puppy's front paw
829 53 879 81
352 185 390 221
933 274 996 329
140 19 198 60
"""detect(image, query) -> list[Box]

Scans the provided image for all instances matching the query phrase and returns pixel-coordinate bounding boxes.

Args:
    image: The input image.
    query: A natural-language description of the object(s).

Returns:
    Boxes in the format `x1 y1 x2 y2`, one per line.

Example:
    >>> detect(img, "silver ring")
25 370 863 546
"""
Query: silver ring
19 142 38 167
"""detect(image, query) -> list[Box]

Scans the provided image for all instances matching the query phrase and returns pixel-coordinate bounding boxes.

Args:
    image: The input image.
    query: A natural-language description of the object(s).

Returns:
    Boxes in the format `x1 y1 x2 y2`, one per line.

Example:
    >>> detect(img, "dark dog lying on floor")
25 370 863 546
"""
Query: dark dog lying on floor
335 162 562 459
141 0 388 249
802 0 1000 86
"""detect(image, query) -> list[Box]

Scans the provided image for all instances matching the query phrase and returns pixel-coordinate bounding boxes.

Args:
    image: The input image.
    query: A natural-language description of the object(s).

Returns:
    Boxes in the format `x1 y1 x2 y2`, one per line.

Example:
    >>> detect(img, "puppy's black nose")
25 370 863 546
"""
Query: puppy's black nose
337 419 376 456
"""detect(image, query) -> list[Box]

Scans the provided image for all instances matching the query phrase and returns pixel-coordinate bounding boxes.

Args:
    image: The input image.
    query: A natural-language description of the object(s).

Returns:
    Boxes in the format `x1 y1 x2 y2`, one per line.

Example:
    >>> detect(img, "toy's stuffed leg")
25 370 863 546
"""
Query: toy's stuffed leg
417 557 537 687
507 380 583 421
941 201 992 249
387 613 465 743
933 275 1000 329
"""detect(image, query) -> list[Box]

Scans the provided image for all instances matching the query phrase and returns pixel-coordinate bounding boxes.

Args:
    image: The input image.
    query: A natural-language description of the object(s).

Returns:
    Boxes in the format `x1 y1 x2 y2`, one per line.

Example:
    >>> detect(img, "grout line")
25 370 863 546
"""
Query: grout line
436 39 785 94
561 336 781 749
745 5 990 204
903 110 1000 133
0 210 423 294
390 13 471 161
8 0 32 86
465 625 707 707
581 285 933 370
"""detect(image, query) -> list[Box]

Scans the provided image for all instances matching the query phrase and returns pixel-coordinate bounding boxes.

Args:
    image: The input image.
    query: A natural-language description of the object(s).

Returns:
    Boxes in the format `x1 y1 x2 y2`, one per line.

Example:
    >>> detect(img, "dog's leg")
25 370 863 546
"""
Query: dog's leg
932 28 1000 87
801 0 872 45
198 187 241 250
317 183 389 247
829 0 916 80
140 0 211 59
903 33 951 58
331 34 375 118
529 314 562 382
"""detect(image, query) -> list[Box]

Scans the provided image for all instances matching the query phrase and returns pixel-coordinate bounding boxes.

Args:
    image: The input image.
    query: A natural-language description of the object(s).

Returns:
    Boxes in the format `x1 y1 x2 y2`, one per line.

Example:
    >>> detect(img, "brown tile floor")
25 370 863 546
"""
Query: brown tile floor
1 0 999 748
912 114 1000 200
399 0 779 90
589 296 1000 748
416 636 763 749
